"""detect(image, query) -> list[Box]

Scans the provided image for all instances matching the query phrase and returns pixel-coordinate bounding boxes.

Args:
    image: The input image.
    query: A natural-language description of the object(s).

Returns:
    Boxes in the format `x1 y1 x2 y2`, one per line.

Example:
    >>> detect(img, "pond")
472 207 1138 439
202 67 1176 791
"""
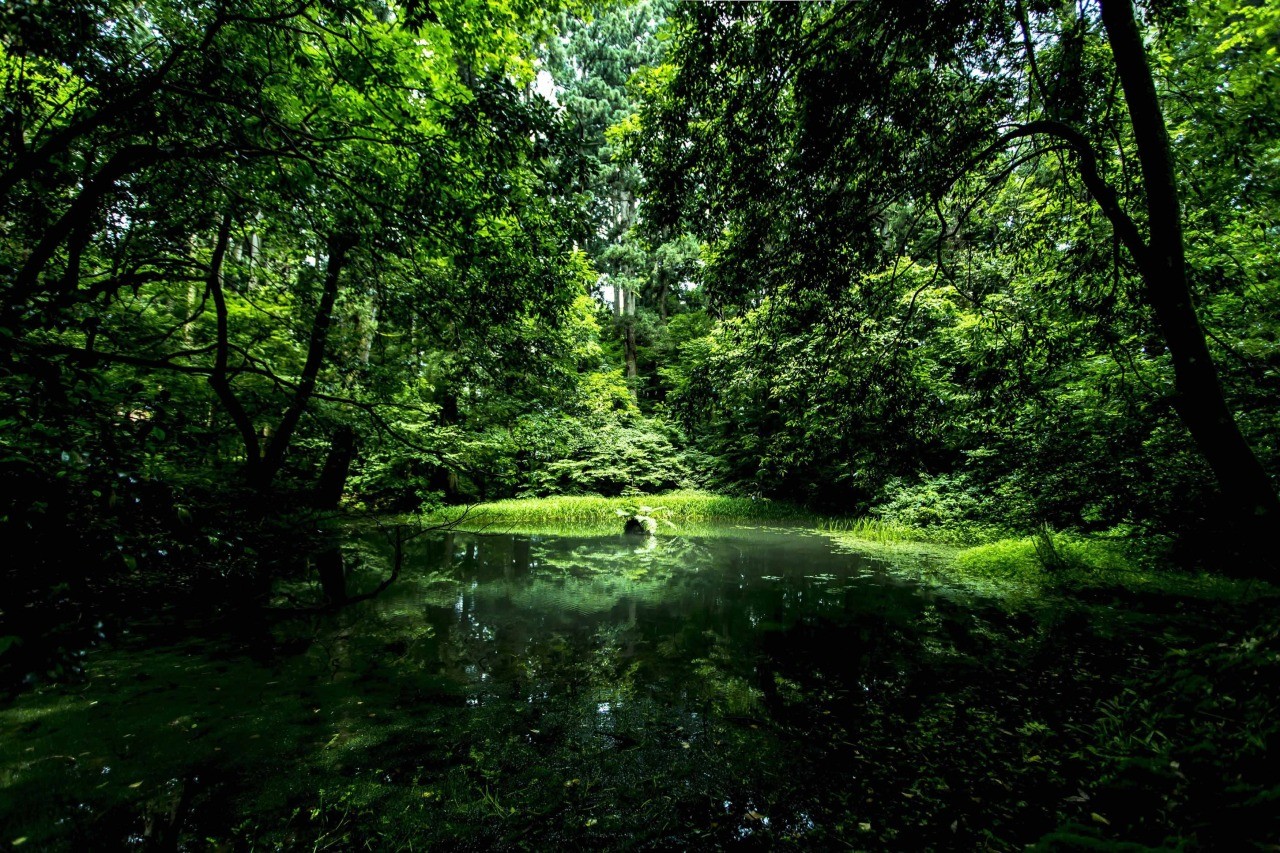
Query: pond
0 524 1253 848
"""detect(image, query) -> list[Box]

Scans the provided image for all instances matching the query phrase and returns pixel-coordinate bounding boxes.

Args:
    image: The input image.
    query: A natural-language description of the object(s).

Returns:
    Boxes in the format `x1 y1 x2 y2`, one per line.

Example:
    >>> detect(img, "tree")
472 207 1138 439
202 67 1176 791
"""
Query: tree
629 0 1279 558
543 0 702 391
1 0 585 500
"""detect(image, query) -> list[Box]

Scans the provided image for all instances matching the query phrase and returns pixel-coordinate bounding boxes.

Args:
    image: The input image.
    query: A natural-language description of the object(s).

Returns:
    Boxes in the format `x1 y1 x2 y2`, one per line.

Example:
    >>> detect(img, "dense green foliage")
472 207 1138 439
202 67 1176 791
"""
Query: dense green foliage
0 0 1276 683
7 0 1275 562
623 0 1280 559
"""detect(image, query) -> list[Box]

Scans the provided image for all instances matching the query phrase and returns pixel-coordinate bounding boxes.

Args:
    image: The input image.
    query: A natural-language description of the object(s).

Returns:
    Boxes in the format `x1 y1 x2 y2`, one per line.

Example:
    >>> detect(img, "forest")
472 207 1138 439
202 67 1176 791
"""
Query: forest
2 0 1278 848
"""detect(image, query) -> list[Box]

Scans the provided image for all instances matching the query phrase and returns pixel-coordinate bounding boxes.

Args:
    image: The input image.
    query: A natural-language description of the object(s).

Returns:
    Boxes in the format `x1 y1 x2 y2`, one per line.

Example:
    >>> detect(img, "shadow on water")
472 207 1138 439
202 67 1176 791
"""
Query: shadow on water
0 524 1269 849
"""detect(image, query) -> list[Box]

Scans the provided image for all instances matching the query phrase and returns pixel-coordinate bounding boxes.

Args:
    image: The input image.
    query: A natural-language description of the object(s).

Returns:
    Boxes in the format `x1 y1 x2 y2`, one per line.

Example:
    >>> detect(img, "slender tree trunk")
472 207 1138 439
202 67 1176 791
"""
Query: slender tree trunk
655 262 668 321
184 280 199 345
256 232 353 490
358 300 377 366
624 320 639 379
1101 0 1280 549
206 209 262 472
57 216 93 305
623 283 639 378
316 548 348 605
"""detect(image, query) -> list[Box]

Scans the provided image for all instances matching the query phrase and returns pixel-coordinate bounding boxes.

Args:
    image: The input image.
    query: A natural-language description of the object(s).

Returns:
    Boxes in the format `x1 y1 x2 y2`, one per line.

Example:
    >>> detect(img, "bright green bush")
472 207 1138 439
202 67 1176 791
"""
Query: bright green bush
871 473 1005 543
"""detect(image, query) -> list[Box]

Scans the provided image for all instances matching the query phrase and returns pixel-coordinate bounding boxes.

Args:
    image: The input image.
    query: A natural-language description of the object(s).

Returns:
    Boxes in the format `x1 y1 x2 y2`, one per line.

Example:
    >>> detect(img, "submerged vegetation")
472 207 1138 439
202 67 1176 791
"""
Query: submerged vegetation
3 0 1280 847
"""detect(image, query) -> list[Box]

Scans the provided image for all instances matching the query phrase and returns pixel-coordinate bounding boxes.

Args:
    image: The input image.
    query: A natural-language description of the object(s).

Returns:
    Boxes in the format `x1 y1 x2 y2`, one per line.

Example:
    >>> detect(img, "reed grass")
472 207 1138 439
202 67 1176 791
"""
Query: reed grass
816 517 982 546
420 490 812 529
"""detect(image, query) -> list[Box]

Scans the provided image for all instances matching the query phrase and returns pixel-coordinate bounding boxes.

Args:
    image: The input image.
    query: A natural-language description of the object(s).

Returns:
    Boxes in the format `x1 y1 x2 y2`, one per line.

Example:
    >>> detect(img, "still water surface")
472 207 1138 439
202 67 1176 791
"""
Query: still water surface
0 525 1208 848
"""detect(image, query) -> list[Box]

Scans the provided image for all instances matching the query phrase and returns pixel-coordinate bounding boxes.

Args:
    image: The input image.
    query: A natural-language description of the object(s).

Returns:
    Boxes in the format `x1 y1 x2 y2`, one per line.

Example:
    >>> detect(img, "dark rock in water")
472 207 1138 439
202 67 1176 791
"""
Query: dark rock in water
624 516 656 536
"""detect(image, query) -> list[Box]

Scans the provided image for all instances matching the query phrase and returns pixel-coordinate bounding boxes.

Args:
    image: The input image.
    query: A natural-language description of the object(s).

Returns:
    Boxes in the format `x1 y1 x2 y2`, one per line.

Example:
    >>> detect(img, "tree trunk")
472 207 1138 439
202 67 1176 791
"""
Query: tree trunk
206 209 263 473
655 262 668 321
256 232 353 490
314 425 357 509
358 300 377 366
624 320 639 379
1101 0 1280 553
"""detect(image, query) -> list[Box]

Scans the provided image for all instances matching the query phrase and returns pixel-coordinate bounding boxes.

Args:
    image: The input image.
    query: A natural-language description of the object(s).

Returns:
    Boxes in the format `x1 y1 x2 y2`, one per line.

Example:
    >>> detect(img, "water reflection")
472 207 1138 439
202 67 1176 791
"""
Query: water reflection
315 547 347 605
288 528 937 725
2 525 1222 849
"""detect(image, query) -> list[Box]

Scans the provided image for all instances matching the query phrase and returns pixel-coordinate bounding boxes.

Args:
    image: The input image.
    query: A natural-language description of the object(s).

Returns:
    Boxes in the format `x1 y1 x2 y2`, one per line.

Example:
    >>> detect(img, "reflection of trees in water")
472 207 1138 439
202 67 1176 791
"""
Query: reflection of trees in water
276 521 452 611
271 528 1101 748
400 534 733 705
357 531 915 715
34 529 1213 853
267 523 470 679
534 534 717 576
